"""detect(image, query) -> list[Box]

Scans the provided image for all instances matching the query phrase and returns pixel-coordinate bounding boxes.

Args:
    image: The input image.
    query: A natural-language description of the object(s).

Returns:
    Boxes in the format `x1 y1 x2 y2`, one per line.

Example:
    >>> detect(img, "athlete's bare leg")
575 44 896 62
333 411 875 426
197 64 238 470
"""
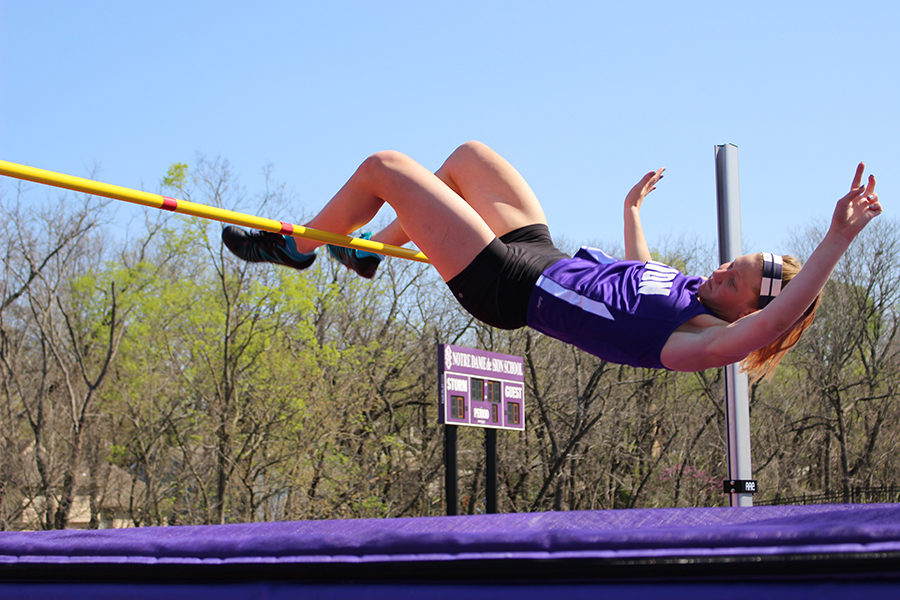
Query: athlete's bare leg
434 140 548 236
293 150 494 281
366 141 549 248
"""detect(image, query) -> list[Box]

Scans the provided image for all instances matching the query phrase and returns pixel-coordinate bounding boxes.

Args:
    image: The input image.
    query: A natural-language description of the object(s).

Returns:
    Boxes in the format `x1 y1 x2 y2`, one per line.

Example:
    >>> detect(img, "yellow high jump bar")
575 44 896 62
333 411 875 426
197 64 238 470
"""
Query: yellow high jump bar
0 159 430 264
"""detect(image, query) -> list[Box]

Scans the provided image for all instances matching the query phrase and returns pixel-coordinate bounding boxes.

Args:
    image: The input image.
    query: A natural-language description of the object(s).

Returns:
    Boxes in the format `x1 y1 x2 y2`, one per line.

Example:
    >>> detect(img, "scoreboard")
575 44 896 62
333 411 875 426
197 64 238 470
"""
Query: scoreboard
438 344 525 431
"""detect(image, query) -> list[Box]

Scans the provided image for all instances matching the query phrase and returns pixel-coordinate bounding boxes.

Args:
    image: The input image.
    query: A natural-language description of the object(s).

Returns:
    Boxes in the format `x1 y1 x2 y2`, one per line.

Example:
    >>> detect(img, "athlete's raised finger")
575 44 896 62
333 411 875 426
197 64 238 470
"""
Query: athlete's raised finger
864 174 876 196
851 162 865 190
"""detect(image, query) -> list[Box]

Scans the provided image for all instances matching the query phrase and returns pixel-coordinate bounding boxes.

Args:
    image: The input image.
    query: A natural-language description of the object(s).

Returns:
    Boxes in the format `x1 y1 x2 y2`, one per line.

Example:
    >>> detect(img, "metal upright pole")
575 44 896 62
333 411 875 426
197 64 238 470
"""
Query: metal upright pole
714 144 756 507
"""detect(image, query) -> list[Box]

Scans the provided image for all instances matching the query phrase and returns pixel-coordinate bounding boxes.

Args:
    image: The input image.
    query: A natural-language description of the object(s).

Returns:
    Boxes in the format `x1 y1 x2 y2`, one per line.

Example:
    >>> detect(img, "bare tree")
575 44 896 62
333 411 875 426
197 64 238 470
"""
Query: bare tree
0 185 110 528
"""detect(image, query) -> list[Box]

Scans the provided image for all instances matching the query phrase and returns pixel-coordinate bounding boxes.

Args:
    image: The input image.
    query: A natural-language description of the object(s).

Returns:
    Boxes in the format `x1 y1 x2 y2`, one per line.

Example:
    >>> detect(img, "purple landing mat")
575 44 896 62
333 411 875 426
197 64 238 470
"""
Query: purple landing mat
1 504 900 598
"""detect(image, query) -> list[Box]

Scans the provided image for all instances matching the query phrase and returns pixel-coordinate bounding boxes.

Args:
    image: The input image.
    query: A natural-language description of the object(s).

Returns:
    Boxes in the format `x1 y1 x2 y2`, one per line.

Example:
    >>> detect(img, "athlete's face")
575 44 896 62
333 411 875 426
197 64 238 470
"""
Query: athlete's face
697 253 762 322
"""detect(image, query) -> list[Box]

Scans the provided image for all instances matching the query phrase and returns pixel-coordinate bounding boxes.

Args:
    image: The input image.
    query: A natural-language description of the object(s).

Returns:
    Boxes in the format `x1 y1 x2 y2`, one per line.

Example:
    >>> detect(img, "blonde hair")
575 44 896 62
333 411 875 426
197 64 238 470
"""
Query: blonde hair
740 254 821 382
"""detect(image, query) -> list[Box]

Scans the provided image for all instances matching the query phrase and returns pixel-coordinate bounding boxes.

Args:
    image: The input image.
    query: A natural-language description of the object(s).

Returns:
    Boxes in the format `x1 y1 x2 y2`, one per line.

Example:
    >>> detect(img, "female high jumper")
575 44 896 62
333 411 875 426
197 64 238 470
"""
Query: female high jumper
223 141 882 380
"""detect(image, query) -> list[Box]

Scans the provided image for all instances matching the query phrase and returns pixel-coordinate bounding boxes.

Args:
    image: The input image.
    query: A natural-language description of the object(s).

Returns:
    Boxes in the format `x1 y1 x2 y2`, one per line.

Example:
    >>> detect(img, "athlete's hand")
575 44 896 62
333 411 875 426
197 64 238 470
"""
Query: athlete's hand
829 163 883 242
624 168 665 211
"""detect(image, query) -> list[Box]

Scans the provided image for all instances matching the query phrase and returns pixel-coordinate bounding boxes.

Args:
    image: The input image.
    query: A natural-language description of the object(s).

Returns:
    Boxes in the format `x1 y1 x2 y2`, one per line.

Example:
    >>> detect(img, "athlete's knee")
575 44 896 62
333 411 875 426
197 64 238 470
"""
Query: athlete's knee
440 141 496 182
361 150 418 183
447 140 494 165
364 149 412 172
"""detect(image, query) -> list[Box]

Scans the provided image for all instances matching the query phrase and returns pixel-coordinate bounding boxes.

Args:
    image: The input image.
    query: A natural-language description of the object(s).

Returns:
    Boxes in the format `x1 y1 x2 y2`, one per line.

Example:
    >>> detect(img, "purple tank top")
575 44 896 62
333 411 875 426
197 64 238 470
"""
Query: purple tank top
526 247 711 369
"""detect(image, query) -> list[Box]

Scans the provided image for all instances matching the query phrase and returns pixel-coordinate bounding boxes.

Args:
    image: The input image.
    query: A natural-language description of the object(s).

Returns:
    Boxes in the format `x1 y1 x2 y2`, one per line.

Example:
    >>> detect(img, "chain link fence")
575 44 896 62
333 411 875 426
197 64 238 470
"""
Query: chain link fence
756 486 900 506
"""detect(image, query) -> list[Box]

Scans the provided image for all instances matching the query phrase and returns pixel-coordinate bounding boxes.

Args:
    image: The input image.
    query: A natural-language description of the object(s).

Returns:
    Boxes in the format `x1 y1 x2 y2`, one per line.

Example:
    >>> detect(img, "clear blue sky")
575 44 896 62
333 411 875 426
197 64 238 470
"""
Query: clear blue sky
2 1 897 259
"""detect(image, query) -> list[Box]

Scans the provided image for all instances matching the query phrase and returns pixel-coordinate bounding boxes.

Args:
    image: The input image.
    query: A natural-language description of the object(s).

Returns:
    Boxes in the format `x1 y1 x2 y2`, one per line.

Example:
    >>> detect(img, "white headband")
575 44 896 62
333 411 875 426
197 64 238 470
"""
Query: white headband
759 252 783 308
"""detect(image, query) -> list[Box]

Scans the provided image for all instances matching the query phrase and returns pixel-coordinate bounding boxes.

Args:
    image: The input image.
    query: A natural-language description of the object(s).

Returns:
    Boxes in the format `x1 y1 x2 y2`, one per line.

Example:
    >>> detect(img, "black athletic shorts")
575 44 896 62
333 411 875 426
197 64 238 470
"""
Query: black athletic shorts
446 224 569 330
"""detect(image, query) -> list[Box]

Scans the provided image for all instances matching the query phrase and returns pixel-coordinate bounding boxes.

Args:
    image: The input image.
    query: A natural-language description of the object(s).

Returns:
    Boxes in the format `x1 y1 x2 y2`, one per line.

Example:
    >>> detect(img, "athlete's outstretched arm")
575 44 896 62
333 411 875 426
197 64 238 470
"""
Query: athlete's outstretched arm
623 168 665 263
663 163 883 371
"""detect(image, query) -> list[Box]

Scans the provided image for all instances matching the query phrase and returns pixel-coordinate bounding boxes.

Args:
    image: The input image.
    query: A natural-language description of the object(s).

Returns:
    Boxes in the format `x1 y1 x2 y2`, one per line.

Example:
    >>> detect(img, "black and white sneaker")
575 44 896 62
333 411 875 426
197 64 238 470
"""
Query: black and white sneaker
222 226 317 271
327 232 383 279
